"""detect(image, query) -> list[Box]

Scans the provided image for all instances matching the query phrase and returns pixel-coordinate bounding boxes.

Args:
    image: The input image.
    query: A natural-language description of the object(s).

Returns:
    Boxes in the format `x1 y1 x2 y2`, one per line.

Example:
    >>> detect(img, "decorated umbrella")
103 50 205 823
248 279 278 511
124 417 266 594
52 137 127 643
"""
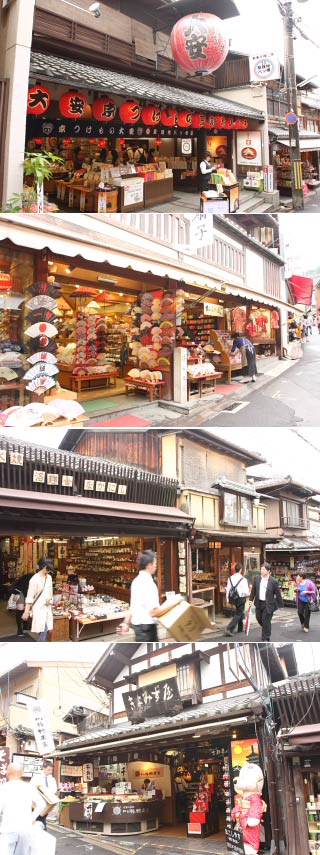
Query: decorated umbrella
69 286 97 298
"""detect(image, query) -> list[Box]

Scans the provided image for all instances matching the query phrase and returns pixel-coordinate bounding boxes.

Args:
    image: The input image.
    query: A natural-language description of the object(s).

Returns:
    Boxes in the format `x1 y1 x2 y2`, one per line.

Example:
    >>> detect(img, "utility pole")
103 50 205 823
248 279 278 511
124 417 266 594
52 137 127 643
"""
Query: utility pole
282 0 304 210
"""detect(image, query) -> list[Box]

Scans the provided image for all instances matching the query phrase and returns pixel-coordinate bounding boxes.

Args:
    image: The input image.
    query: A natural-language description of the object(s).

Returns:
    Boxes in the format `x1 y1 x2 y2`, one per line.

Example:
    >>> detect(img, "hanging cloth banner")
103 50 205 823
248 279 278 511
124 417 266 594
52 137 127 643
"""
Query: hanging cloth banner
288 275 313 306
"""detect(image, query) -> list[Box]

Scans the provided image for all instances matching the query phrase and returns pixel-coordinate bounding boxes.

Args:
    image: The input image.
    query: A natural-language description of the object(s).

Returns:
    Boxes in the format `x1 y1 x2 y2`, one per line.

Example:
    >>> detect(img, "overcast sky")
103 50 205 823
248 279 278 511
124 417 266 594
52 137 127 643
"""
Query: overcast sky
227 0 320 87
279 214 320 272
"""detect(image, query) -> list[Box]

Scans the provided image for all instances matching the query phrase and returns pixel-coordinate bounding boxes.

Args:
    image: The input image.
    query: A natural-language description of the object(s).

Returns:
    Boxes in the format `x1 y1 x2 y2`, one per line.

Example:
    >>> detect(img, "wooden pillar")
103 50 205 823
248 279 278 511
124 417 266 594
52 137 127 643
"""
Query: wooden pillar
292 763 310 855
283 756 297 855
260 727 284 855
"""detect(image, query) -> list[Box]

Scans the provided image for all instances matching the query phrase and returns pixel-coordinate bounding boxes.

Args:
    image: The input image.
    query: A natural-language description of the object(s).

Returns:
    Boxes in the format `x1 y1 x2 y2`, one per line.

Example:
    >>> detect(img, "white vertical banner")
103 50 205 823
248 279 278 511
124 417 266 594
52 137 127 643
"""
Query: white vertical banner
187 214 214 250
26 698 55 755
36 182 44 214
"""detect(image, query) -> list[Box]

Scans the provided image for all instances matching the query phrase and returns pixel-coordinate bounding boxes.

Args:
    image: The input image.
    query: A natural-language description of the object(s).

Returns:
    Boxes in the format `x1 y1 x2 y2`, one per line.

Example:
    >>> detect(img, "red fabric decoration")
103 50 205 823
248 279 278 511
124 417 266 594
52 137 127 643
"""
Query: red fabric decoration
141 106 161 125
119 101 141 124
170 13 229 76
232 793 265 853
92 98 117 122
232 307 246 334
271 310 280 330
27 85 51 115
59 92 87 118
246 321 257 337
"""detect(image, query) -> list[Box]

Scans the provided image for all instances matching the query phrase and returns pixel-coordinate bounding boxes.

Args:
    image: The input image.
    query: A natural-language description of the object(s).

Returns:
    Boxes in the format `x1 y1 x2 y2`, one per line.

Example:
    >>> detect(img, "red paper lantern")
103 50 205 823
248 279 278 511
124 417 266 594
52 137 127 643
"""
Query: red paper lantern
141 105 161 126
59 91 87 119
92 98 117 122
0 274 11 291
177 110 193 128
33 138 44 145
27 85 51 115
156 137 161 147
171 13 229 76
119 101 141 124
161 108 178 127
192 112 207 129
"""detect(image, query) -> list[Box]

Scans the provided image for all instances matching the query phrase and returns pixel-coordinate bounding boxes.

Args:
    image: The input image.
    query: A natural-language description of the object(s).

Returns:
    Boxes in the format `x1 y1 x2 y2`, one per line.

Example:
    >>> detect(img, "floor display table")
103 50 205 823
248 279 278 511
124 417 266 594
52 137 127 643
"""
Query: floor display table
70 611 127 641
187 372 222 400
69 799 161 834
124 376 165 402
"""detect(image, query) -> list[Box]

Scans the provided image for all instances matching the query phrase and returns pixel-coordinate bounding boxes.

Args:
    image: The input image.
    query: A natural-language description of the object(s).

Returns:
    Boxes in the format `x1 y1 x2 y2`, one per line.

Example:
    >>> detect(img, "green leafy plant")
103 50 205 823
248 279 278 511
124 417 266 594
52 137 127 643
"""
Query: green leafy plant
23 151 64 186
4 193 26 212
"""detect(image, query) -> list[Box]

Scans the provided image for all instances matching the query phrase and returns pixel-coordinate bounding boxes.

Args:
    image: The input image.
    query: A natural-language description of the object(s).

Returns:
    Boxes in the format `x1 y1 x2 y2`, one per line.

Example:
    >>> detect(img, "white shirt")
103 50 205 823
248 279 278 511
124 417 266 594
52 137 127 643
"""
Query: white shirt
32 771 57 794
200 159 214 175
259 577 269 601
226 572 250 602
25 572 53 633
0 780 40 833
130 571 160 626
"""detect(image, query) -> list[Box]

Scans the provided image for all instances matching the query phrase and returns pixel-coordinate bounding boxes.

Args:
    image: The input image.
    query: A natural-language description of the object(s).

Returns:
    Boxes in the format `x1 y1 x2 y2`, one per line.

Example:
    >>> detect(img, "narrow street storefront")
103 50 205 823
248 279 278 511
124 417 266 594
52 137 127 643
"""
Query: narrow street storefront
0 436 193 640
25 51 265 214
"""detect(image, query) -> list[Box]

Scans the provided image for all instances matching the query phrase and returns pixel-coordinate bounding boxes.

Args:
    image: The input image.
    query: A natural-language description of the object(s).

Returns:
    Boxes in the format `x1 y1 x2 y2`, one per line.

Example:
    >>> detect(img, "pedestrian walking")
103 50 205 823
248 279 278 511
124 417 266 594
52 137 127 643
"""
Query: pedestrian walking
231 334 258 382
32 762 58 829
22 557 53 642
117 550 182 642
8 573 34 636
296 570 318 633
249 563 283 641
225 563 250 637
0 762 41 855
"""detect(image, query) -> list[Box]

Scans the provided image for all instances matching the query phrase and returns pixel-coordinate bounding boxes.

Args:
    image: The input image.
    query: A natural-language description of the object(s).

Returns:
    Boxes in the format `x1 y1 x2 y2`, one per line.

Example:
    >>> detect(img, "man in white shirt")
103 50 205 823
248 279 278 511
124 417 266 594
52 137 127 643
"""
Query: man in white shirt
225 563 250 637
32 762 58 828
0 762 41 855
199 151 217 192
117 550 182 641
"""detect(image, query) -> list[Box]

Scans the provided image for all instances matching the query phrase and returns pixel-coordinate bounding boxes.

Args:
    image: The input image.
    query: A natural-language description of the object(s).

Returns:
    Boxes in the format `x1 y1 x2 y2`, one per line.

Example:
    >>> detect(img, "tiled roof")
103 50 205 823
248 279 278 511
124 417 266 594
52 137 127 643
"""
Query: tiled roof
57 691 265 752
211 478 258 497
269 125 320 140
29 51 265 120
267 536 320 551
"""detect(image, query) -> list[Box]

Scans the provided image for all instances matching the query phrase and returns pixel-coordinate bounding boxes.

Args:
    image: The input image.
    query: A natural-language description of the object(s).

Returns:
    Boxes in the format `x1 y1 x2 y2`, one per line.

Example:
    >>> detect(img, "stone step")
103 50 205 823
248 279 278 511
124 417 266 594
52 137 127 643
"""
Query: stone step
238 194 275 213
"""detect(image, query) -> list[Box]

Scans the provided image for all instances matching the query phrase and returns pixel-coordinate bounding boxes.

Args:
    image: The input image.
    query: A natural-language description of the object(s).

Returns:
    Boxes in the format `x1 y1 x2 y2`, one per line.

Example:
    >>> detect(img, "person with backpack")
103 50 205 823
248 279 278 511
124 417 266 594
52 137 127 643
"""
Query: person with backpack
296 570 318 633
225 563 250 637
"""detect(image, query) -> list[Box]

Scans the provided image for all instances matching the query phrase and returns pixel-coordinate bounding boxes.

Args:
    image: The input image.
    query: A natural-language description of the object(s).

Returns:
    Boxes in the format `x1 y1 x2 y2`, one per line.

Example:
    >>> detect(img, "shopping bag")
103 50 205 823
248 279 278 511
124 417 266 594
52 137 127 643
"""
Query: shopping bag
7 593 18 610
31 824 56 855
245 603 253 636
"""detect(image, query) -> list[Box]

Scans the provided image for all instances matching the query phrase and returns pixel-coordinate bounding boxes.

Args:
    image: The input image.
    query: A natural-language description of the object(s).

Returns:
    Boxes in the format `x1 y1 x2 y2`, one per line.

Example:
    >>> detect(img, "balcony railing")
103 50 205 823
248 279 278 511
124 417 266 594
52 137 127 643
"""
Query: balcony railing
281 516 310 529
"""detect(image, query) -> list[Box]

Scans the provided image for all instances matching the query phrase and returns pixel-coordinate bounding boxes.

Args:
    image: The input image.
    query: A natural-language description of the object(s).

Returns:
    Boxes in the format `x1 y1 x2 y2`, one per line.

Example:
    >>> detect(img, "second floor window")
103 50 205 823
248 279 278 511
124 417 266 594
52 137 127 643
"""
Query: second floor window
222 492 253 527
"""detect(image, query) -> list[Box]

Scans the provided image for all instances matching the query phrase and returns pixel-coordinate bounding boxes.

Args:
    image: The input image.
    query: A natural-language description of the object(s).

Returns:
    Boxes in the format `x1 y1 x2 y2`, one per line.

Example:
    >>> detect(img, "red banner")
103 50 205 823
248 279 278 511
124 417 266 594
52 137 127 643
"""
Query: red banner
289 275 313 306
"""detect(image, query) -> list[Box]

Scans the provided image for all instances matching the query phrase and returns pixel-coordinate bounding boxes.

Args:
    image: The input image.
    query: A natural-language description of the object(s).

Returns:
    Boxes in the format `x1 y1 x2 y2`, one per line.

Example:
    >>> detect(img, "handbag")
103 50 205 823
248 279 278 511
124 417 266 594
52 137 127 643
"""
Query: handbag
7 593 19 610
310 596 319 613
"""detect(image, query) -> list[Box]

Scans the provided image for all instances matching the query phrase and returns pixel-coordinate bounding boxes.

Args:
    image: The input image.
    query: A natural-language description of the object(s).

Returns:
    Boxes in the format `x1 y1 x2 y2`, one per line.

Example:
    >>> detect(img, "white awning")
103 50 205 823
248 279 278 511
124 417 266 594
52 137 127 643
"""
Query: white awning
278 138 320 151
0 214 297 313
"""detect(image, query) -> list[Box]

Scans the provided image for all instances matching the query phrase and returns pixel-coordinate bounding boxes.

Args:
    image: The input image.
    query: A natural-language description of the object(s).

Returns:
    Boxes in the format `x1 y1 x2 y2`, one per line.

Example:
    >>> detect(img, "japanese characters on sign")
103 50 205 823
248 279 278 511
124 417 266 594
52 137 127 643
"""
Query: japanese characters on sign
226 826 245 855
123 677 182 721
249 52 280 83
187 213 214 250
82 763 94 783
26 116 248 141
26 698 55 755
0 747 10 785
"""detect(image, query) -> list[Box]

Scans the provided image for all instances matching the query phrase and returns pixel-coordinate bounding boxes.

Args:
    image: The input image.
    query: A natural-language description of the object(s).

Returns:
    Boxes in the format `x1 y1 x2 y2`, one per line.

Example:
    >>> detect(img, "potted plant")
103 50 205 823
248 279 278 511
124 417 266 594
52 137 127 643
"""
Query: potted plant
23 150 64 212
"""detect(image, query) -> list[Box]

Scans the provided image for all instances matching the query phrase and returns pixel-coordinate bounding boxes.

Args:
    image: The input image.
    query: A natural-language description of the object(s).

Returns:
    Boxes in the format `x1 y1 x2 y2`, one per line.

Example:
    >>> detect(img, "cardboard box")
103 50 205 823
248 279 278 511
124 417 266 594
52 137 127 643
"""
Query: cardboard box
158 599 215 641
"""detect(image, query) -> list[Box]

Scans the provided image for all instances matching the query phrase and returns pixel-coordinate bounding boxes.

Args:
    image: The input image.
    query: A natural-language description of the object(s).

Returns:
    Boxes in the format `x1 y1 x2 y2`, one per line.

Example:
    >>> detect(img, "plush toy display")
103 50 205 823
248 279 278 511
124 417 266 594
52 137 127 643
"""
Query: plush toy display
231 762 267 855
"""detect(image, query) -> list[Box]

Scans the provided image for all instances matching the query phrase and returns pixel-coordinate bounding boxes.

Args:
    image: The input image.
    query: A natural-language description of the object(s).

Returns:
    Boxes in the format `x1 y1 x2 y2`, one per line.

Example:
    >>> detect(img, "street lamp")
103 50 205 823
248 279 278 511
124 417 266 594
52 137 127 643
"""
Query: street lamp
280 0 310 211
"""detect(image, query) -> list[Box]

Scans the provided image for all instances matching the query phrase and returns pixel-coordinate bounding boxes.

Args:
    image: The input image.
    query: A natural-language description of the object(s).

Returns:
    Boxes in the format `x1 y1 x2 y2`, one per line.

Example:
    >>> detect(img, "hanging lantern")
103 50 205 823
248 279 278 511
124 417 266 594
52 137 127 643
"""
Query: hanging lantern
92 98 117 122
33 138 44 146
177 110 193 128
83 104 92 119
192 112 207 129
170 14 229 76
161 107 178 127
156 136 161 147
27 85 51 115
59 91 87 119
141 105 161 126
119 101 141 124
0 273 11 291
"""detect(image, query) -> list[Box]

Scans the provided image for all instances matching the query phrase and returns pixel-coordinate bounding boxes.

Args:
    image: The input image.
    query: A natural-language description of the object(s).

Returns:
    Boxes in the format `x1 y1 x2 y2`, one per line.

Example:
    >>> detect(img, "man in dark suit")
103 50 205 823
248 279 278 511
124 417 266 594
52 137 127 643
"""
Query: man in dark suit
250 563 283 641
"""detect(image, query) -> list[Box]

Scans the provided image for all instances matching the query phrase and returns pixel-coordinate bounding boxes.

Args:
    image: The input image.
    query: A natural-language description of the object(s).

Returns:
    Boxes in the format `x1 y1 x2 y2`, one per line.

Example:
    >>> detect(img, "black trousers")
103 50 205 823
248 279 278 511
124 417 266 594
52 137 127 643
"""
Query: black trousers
133 624 158 642
227 600 246 634
298 599 311 629
255 601 272 641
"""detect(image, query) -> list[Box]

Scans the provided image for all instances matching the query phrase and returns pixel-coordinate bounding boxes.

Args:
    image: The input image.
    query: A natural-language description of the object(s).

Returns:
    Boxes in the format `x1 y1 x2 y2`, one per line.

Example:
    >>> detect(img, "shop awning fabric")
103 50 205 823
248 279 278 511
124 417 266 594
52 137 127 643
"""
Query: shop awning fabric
288 275 313 306
0 214 301 315
279 138 320 152
29 51 265 121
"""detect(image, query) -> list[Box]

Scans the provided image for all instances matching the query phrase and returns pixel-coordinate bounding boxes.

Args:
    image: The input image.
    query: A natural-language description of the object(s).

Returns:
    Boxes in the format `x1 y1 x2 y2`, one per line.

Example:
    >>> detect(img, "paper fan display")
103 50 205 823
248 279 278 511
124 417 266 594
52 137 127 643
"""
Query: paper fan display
30 337 58 353
47 398 85 418
26 376 56 394
28 282 60 297
26 295 57 311
27 351 57 365
25 322 58 339
0 367 18 381
0 293 25 310
24 363 59 380
26 309 57 325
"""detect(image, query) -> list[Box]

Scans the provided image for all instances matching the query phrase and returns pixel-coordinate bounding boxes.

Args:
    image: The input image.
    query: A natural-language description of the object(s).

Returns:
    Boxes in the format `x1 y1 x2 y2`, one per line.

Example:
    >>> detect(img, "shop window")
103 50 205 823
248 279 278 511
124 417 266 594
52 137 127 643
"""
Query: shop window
221 492 253 527
281 500 304 528
15 690 37 706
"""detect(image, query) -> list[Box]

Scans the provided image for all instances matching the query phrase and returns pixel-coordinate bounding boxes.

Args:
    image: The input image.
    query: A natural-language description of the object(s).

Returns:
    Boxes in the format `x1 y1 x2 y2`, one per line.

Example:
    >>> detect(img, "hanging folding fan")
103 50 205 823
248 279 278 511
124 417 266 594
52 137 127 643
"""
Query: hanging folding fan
0 293 25 310
30 337 58 353
25 322 58 338
28 282 61 297
24 363 59 380
27 351 58 365
26 295 57 311
26 376 56 394
26 309 57 325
